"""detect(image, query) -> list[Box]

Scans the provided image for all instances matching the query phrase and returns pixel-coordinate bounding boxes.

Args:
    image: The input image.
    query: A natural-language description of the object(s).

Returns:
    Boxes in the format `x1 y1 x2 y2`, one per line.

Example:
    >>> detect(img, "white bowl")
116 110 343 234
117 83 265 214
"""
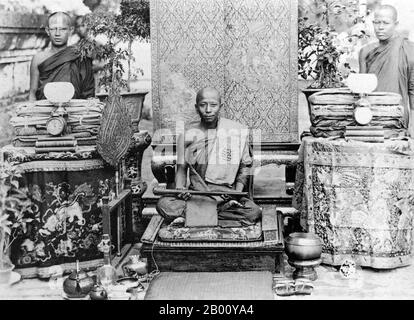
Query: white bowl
44 82 75 104
346 73 378 94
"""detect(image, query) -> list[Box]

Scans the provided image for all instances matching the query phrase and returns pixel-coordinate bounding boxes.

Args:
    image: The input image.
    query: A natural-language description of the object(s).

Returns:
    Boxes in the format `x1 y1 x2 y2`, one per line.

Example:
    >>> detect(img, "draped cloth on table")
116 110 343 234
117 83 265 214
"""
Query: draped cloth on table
294 137 414 269
363 36 414 125
36 46 95 100
9 158 114 279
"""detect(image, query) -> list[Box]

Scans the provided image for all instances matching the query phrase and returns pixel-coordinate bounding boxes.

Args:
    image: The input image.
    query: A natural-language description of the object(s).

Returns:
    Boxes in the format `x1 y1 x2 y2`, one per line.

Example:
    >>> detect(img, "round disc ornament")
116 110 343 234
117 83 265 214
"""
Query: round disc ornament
46 116 66 136
354 106 373 125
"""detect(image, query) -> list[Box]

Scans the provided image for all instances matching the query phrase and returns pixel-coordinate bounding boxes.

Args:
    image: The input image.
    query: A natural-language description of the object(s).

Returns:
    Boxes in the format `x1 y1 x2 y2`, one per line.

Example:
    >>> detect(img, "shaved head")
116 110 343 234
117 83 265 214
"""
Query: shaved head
196 87 221 104
46 11 73 48
375 5 398 22
195 87 222 126
373 4 399 41
48 11 72 27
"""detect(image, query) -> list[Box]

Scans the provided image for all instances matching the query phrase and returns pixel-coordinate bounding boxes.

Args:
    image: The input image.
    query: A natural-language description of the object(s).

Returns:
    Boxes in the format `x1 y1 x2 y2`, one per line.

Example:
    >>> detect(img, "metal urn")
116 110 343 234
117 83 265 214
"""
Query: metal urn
285 232 323 281
63 261 94 299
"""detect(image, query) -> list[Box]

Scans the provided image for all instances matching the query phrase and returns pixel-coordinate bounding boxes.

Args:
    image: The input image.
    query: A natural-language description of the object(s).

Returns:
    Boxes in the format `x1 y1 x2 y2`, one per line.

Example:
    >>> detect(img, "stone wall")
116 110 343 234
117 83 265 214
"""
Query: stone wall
0 11 48 146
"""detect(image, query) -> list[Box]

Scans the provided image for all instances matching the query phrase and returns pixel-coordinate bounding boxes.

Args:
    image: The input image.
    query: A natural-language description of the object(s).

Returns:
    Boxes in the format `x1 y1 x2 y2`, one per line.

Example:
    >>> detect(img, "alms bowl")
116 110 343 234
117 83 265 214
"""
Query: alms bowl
285 232 322 261
44 82 75 105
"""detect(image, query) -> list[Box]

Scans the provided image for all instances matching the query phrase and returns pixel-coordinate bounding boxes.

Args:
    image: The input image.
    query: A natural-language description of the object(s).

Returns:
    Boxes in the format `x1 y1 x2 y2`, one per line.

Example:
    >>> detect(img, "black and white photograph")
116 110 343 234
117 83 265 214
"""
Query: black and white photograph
0 0 414 305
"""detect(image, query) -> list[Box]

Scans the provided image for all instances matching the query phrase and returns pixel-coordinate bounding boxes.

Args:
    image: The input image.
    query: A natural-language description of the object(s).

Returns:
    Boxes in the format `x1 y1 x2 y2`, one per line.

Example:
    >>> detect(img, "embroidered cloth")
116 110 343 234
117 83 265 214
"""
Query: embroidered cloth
294 137 414 269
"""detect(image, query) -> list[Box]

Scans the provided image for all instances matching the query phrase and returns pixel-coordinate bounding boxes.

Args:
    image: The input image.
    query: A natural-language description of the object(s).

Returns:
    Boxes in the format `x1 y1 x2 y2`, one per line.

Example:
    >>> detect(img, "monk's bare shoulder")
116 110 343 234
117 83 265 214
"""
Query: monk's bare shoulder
359 42 379 59
186 121 202 130
184 121 204 144
31 50 54 67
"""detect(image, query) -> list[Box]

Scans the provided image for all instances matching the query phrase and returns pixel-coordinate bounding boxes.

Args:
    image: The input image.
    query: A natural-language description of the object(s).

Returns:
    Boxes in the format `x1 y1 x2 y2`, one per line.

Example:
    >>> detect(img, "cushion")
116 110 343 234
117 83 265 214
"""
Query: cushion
157 221 262 242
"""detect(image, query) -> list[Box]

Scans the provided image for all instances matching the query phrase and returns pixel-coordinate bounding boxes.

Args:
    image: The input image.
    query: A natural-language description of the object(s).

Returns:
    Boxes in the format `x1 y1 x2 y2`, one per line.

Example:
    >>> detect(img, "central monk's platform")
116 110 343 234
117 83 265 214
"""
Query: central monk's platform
140 208 284 273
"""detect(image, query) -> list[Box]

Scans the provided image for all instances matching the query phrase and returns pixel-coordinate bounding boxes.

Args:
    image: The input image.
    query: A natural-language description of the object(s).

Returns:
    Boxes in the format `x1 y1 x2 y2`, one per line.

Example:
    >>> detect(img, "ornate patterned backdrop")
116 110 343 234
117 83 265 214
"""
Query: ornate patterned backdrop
151 0 298 143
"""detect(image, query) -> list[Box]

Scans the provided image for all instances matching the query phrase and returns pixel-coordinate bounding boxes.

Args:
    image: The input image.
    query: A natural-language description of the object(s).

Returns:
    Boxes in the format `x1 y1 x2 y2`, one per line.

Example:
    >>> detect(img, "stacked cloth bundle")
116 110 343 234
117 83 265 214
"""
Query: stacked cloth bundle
10 99 104 148
344 126 385 143
308 90 406 138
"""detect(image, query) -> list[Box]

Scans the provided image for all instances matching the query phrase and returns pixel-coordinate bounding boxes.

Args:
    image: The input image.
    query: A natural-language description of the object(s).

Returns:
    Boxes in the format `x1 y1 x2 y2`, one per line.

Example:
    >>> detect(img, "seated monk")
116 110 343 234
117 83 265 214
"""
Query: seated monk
156 87 262 228
29 11 94 101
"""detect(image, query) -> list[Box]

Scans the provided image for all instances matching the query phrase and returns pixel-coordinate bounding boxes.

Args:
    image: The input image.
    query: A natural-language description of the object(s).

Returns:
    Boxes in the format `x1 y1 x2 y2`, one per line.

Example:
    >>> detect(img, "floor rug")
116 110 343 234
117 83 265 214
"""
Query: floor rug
144 271 274 300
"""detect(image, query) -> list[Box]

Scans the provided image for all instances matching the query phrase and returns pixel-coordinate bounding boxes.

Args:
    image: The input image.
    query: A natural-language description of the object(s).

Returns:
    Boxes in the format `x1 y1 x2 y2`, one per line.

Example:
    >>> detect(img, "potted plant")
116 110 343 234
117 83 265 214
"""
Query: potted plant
78 0 150 131
298 0 368 101
0 160 33 284
298 17 347 97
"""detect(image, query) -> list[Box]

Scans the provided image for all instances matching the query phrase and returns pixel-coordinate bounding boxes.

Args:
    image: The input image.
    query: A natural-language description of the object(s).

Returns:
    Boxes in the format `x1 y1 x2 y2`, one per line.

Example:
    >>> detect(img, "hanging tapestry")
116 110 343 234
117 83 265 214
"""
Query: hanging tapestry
150 0 298 143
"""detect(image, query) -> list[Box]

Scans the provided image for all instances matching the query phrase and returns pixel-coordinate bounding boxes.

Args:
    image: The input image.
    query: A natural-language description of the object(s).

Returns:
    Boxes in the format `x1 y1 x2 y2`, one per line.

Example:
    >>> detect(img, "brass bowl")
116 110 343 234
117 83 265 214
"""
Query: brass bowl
285 232 322 261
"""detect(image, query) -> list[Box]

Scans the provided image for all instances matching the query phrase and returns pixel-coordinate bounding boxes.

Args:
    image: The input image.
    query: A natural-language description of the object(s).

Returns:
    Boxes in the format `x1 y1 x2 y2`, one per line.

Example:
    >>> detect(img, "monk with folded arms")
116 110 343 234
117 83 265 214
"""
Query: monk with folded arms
29 11 95 101
156 87 262 228
359 4 414 137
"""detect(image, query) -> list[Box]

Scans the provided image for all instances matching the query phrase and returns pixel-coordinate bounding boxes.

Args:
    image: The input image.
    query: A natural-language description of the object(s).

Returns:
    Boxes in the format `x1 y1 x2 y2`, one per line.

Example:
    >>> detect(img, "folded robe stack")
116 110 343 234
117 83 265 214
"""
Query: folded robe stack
308 90 406 138
344 126 385 143
10 99 104 150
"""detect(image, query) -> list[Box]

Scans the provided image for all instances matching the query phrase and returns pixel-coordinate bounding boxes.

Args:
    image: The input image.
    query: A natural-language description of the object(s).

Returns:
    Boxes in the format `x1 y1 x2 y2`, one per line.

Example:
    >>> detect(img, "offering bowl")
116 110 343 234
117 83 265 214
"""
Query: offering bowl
285 232 323 281
285 232 322 260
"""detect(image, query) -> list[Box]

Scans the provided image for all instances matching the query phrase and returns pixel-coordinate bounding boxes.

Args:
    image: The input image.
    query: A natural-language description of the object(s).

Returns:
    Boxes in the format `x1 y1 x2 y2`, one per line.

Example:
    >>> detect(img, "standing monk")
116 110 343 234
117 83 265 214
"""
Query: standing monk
156 87 262 228
29 12 95 101
359 4 414 136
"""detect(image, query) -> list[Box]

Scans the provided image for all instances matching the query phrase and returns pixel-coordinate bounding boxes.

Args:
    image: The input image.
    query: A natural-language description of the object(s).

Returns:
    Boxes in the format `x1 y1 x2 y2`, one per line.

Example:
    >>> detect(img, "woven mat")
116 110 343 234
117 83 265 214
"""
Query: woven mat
145 272 274 300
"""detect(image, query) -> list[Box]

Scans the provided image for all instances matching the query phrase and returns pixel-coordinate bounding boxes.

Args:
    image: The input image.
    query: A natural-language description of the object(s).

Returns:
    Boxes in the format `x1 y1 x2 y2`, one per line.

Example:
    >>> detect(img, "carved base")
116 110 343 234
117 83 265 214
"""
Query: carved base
142 244 284 273
123 130 152 237
125 130 152 190
288 258 322 281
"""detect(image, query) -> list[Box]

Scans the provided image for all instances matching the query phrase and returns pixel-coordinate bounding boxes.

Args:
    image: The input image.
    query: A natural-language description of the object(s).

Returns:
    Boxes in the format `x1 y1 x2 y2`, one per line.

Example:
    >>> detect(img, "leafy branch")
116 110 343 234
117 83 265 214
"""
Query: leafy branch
77 0 150 93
